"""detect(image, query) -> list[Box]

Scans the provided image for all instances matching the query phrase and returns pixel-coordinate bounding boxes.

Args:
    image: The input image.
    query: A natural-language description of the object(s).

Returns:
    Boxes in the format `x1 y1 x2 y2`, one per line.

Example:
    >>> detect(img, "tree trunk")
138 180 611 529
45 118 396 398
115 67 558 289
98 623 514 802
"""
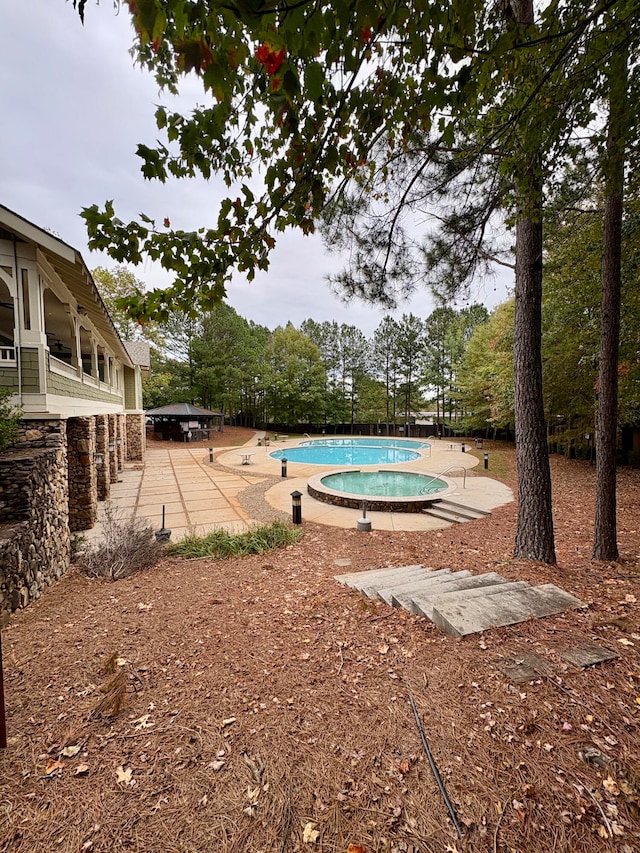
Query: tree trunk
509 0 556 564
593 41 627 562
513 179 556 562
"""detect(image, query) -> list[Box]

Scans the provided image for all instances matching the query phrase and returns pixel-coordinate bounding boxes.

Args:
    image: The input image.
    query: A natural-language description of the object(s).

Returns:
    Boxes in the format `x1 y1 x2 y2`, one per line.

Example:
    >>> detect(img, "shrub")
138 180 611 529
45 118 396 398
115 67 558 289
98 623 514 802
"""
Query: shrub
80 504 164 580
168 520 303 559
0 388 21 451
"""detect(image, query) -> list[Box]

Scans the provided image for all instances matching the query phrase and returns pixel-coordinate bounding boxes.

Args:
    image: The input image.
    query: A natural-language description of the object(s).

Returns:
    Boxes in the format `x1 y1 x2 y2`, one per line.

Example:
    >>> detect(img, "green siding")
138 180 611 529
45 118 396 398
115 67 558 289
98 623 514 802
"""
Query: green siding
0 348 39 391
124 367 136 409
47 370 123 404
21 349 40 392
0 366 18 389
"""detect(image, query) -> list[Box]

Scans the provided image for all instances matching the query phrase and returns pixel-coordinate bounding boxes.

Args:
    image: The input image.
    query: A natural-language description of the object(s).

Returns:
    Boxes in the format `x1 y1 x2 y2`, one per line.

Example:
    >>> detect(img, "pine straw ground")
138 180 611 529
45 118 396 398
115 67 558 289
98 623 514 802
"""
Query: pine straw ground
1 440 640 853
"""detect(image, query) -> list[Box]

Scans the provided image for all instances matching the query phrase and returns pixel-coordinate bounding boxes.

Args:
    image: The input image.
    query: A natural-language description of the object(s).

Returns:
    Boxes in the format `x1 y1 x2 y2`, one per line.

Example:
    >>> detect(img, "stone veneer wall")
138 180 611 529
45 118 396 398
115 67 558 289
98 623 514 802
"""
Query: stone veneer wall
67 417 98 532
95 414 110 501
117 414 126 470
126 413 145 461
0 443 70 614
108 414 117 483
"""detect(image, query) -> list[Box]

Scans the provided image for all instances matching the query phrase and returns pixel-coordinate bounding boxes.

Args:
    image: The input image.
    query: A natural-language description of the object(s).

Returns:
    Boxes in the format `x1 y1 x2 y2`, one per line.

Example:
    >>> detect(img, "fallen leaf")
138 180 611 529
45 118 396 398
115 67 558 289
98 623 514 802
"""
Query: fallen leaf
618 639 634 647
377 644 389 655
75 763 90 776
624 595 637 603
44 759 65 777
347 845 368 853
222 717 236 728
62 744 82 758
603 776 620 796
303 822 320 843
133 714 154 730
116 765 133 785
210 760 225 771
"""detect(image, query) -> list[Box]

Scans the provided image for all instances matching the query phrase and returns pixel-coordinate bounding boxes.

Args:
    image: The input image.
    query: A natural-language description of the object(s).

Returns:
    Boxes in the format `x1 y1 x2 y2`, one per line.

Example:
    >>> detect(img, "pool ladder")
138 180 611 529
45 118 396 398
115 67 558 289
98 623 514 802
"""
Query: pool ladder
420 465 467 494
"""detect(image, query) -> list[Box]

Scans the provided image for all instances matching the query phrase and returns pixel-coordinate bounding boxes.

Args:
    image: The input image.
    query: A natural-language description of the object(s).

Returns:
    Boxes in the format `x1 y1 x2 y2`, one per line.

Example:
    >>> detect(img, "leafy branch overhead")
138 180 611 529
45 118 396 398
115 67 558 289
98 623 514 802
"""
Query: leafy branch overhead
73 1 637 320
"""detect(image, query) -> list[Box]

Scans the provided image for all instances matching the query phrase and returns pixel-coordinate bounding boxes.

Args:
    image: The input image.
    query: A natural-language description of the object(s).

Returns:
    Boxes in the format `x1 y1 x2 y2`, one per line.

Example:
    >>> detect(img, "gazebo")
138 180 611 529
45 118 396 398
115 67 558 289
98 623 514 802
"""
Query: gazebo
145 403 224 442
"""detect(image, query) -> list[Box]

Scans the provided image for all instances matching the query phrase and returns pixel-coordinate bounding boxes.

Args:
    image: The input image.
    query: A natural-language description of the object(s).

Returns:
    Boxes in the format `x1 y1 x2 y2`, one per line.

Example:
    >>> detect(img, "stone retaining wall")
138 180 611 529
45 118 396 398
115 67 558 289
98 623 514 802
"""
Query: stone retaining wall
0 446 70 614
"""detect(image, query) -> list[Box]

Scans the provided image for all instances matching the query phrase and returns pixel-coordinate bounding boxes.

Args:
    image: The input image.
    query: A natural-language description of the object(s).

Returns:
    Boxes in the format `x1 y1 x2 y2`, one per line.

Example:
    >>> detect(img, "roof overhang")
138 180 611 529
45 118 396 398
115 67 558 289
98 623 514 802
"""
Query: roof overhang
0 205 133 366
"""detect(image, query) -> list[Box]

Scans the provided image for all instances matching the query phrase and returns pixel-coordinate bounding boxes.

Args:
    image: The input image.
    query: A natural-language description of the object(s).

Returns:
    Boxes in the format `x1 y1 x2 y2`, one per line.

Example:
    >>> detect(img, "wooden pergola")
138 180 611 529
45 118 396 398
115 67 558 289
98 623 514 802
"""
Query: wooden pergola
145 403 224 442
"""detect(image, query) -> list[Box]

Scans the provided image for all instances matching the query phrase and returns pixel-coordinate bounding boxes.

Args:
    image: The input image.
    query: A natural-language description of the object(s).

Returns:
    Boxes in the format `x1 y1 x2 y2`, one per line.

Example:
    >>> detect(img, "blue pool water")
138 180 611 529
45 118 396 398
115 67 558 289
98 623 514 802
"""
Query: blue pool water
298 438 429 449
320 470 447 497
270 438 429 466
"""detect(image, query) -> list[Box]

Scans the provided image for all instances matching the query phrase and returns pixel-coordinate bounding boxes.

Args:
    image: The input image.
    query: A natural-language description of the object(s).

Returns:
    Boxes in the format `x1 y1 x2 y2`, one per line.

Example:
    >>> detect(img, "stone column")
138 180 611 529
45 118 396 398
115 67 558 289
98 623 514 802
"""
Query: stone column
117 415 126 470
125 413 145 461
67 416 98 531
95 414 110 502
108 414 117 484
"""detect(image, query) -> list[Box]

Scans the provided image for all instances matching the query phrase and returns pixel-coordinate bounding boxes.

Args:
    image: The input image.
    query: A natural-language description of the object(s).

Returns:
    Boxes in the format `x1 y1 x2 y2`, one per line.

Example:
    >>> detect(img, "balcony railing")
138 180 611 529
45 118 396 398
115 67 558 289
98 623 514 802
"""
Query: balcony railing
0 346 16 366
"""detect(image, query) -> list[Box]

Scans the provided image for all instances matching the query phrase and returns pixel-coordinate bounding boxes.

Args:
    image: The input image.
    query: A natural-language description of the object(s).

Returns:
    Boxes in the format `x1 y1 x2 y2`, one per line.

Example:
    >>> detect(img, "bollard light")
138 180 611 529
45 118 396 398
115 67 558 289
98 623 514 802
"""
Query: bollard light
357 499 372 532
281 457 288 478
155 504 172 542
461 442 466 453
484 452 489 470
291 490 302 524
209 447 214 462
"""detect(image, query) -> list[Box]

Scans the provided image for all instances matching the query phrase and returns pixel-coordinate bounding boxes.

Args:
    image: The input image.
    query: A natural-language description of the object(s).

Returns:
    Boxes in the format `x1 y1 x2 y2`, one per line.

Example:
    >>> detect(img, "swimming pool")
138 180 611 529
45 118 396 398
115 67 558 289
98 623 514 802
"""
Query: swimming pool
307 468 455 512
270 437 430 466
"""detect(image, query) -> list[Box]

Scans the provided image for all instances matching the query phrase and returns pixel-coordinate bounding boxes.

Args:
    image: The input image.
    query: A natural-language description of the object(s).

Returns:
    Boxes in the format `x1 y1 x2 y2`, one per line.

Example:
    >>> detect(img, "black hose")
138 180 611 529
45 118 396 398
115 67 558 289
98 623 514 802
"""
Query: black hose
408 690 464 838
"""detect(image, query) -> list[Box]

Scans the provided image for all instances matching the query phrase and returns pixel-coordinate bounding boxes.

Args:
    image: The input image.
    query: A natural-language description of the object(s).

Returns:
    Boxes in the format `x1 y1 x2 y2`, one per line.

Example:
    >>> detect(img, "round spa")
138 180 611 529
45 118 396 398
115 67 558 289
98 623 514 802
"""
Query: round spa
307 468 457 512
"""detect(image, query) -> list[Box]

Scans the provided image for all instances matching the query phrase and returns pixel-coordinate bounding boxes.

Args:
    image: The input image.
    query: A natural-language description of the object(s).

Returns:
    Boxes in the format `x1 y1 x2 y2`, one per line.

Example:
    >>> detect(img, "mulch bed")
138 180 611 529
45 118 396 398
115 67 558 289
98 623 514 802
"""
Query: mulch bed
1 443 639 852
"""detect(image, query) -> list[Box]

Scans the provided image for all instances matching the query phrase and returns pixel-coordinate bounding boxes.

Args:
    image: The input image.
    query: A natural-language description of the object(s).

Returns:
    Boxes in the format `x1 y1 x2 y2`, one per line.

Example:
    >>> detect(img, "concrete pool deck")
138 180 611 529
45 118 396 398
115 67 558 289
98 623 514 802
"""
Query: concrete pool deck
85 434 513 541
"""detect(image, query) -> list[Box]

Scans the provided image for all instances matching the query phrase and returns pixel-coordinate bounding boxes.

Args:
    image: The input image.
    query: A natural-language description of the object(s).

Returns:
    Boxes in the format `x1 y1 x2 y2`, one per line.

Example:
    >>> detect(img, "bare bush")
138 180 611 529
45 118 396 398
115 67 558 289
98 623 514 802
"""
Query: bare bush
80 504 164 580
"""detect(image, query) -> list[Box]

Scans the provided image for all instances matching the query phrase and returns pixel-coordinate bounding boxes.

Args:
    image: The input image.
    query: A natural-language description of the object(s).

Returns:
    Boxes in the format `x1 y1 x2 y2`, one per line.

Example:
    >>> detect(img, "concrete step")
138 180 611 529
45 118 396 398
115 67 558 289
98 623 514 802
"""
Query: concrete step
435 499 490 519
374 569 458 605
423 500 489 524
335 564 429 592
360 568 435 599
394 572 506 616
430 580 531 610
431 584 586 637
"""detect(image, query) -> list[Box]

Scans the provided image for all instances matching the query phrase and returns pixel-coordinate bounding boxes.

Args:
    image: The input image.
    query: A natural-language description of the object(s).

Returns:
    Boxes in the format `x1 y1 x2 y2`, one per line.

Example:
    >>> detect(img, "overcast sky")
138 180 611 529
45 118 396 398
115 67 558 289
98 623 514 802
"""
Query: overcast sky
2 1 512 338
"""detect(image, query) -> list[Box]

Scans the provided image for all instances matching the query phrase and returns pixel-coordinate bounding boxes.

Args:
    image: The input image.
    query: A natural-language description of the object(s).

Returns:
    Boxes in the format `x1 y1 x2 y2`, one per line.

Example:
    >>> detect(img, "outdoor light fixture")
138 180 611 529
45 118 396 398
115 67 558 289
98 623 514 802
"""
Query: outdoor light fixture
461 442 466 453
117 438 122 447
209 447 214 462
357 499 372 533
281 457 288 478
155 505 172 543
291 490 302 524
93 452 104 466
107 441 115 452
484 452 489 470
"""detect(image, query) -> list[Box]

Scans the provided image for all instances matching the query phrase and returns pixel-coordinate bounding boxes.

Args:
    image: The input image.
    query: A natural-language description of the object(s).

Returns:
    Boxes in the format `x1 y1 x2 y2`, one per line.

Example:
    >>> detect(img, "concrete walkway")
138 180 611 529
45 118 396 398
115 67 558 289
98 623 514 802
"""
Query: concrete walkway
84 434 513 541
